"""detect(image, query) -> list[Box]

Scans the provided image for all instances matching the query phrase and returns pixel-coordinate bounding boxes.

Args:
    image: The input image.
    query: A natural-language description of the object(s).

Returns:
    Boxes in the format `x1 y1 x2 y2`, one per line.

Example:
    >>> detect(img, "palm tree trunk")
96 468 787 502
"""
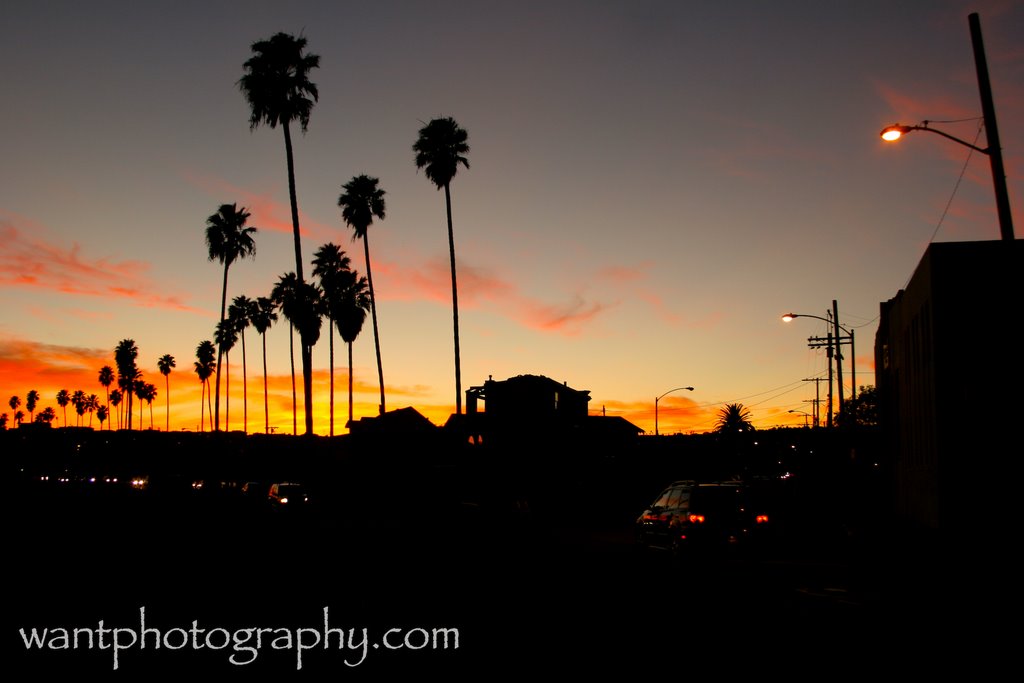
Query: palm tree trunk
289 323 297 436
329 315 334 436
215 262 229 432
207 380 213 431
200 380 205 432
262 332 269 434
282 121 313 436
225 350 230 431
165 375 170 432
348 341 354 430
241 329 248 434
444 183 462 415
363 235 385 415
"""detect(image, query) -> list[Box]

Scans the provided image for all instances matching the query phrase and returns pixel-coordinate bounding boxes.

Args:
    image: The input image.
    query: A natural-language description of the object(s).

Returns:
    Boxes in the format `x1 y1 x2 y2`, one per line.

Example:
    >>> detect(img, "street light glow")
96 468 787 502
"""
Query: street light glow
781 313 797 322
880 125 906 141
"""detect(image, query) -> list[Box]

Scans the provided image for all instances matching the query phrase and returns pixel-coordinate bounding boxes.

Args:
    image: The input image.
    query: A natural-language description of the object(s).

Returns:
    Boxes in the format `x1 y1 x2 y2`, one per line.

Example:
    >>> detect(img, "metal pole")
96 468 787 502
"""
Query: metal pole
654 396 659 436
969 13 1015 241
826 330 834 428
832 301 844 417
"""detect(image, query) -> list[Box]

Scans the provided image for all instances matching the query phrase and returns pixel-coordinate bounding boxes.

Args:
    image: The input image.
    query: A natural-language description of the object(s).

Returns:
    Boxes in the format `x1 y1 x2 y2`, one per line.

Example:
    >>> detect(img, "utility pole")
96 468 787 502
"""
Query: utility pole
802 377 825 427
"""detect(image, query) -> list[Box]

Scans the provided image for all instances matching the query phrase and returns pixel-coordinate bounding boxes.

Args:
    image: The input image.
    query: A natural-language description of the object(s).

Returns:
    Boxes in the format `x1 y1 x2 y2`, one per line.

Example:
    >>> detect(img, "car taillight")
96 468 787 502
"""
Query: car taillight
280 497 289 504
688 514 705 523
756 514 769 524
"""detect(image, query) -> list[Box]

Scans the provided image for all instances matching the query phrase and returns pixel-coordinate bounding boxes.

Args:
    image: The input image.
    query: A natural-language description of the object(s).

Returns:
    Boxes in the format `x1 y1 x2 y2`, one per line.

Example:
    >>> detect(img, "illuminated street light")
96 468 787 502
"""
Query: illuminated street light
788 409 813 428
783 301 855 428
655 386 694 436
879 13 1014 241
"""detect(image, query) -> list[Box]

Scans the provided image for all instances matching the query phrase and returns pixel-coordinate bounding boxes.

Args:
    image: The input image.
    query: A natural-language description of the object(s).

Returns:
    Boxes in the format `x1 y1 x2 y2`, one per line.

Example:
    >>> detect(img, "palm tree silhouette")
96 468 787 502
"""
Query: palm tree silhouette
239 32 319 435
214 319 239 431
158 354 176 432
338 175 387 415
56 389 70 427
85 393 100 428
313 243 353 435
14 410 24 427
205 203 257 431
138 383 157 429
715 403 755 433
337 271 370 430
194 340 216 432
71 390 86 427
109 389 123 429
25 390 39 422
8 396 21 419
413 117 470 414
98 365 115 429
114 339 139 430
229 295 257 433
97 404 108 430
0 414 7 430
250 296 278 434
272 272 323 434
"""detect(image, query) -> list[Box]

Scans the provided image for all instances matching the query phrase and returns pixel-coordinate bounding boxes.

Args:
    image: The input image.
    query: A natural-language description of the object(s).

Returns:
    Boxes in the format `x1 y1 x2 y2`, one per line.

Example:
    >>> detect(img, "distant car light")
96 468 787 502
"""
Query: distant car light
279 497 289 504
688 514 705 523
756 515 769 524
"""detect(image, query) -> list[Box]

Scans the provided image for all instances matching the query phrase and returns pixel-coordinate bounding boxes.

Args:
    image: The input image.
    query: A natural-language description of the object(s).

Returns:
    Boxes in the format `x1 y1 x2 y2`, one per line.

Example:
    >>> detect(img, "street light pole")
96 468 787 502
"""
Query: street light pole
654 386 694 436
783 307 855 427
880 13 1014 241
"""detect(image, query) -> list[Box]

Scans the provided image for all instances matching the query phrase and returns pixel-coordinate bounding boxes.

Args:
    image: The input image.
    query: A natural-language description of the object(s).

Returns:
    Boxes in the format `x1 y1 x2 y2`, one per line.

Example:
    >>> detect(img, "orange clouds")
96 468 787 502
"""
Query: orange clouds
0 215 199 312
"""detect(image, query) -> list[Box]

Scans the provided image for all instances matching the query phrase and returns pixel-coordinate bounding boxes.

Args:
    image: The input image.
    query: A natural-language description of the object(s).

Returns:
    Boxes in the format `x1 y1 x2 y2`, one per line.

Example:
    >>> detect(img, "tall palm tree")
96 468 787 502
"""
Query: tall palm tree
98 365 115 428
272 270 319 432
85 394 100 428
8 396 21 419
337 175 387 414
337 271 370 430
194 340 216 432
157 354 176 432
114 339 139 430
250 296 278 434
25 390 39 422
109 389 123 429
214 319 239 431
313 243 353 435
229 295 257 433
239 31 320 435
139 383 157 430
715 403 755 433
205 203 257 431
413 116 470 414
97 405 108 430
71 390 86 427
56 389 70 427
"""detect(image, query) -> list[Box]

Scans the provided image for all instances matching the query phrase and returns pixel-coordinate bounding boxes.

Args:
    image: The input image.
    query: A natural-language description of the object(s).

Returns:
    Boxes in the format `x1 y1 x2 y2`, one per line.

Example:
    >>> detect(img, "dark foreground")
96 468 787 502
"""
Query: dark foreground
7 475 976 679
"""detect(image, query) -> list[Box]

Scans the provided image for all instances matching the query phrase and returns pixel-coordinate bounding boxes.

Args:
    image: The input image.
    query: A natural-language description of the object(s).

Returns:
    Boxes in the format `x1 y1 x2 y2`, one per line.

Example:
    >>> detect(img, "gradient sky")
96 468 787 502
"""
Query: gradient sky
1 0 1021 435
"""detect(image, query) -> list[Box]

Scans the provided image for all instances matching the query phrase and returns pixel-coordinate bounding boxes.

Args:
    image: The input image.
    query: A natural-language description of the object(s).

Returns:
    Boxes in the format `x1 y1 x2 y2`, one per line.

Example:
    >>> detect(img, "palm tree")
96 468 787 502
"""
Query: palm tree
56 389 70 427
413 116 471 414
38 407 56 425
138 383 157 429
313 243 353 435
109 389 123 429
85 394 100 428
214 319 239 431
239 31 320 435
206 203 257 431
337 271 370 430
250 296 278 434
8 396 21 418
271 272 322 435
71 390 86 427
229 295 257 433
96 405 108 430
0 414 7 430
158 354 176 432
98 365 115 428
114 339 139 430
14 410 24 427
337 175 387 414
25 390 39 422
715 403 755 433
194 340 216 431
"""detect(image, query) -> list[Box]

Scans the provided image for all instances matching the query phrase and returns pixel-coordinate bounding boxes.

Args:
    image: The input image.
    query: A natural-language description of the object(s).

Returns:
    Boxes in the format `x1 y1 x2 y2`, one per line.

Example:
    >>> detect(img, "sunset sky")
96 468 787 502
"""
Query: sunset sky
1 0 1021 435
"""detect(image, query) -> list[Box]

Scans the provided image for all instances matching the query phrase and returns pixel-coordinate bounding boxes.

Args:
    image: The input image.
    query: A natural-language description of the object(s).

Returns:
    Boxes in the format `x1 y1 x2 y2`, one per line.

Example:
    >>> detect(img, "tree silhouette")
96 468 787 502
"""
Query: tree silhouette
337 271 370 430
272 273 323 435
158 354 176 432
98 365 115 429
14 410 24 427
194 340 216 432
137 383 157 429
85 393 100 428
413 116 470 414
239 32 319 435
313 243 353 435
206 203 257 431
97 404 108 429
214 319 239 431
338 175 387 415
0 413 7 430
25 390 39 422
229 295 258 433
56 389 70 427
72 390 86 427
250 296 278 434
715 403 755 433
37 406 56 425
8 396 21 419
114 339 139 430
109 389 123 429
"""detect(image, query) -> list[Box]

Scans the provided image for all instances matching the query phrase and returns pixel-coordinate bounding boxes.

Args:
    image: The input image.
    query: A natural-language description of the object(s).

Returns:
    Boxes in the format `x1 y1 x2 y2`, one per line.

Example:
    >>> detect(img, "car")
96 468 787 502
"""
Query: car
267 482 311 508
636 480 770 557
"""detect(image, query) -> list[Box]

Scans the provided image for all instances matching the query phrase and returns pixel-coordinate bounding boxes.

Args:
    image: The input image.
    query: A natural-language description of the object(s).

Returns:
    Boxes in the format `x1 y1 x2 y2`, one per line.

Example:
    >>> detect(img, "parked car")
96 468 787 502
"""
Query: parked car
267 482 311 508
636 480 770 556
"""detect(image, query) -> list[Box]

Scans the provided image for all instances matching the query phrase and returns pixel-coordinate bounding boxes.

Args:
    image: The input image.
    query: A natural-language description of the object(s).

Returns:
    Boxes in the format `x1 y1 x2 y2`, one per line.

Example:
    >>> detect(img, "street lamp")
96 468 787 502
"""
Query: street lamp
879 13 1014 241
783 301 855 427
788 409 813 428
655 386 694 436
